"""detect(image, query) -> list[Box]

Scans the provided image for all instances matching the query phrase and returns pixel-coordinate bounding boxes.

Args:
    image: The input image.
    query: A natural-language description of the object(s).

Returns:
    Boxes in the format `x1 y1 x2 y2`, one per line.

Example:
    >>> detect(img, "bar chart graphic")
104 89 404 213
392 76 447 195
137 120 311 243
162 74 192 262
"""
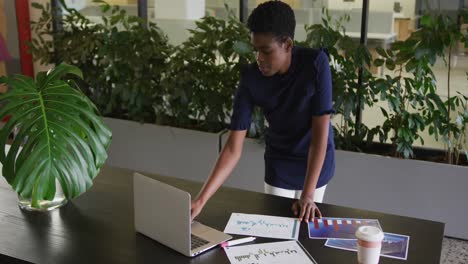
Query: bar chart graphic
308 217 382 239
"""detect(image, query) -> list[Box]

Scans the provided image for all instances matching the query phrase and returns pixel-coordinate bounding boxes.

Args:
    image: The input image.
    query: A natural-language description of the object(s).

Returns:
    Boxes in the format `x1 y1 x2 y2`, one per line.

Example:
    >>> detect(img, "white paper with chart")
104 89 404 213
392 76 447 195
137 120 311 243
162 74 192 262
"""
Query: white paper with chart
224 213 300 240
224 240 317 264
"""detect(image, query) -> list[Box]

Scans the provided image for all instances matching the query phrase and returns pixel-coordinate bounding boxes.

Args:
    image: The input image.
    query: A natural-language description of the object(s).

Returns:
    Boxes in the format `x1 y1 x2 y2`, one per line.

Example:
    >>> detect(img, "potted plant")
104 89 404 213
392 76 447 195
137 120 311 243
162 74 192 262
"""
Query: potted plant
0 63 112 211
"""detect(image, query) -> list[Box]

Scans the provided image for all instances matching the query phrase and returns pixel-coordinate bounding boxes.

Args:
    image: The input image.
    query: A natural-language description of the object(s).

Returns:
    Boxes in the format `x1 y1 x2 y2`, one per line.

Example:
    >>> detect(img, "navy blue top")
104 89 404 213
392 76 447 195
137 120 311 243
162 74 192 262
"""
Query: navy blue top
230 46 335 190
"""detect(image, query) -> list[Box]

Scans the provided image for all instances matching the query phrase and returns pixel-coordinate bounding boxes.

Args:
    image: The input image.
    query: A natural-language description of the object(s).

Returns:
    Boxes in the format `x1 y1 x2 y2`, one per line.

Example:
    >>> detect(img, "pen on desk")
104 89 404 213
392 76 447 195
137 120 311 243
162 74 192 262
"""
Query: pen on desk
220 237 256 247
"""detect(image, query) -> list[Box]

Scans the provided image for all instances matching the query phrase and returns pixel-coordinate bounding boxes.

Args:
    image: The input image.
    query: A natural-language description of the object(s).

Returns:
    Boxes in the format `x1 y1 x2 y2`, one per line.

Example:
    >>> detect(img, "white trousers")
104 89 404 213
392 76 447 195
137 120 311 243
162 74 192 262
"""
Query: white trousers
264 182 327 202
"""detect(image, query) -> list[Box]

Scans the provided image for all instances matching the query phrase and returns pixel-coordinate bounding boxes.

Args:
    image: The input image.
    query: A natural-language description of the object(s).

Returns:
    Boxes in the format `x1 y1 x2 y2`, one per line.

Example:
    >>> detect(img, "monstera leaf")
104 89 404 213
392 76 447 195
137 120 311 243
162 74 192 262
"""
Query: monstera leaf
0 63 112 208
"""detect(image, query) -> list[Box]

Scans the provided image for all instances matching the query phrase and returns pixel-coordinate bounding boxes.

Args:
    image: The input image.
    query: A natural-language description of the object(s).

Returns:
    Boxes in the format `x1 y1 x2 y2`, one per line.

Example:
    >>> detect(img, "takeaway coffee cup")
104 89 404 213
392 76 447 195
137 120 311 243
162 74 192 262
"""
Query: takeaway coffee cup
355 225 384 264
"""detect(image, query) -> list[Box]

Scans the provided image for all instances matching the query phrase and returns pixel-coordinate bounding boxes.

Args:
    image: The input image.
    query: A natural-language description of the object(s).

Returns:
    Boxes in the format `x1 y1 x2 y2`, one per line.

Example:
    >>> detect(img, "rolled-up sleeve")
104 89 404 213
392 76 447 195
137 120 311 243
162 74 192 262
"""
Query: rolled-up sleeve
311 50 334 116
229 75 253 131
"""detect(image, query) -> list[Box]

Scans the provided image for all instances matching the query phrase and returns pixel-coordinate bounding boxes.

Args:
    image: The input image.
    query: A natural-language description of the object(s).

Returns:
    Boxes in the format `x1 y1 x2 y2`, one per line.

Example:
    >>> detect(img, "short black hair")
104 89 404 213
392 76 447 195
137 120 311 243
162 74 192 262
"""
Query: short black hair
247 1 296 40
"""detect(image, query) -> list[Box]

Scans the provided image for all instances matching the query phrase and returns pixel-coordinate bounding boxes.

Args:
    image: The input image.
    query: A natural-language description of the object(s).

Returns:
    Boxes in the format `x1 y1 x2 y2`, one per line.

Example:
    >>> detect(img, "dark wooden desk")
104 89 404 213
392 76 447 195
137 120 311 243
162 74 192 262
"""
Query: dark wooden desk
0 166 444 264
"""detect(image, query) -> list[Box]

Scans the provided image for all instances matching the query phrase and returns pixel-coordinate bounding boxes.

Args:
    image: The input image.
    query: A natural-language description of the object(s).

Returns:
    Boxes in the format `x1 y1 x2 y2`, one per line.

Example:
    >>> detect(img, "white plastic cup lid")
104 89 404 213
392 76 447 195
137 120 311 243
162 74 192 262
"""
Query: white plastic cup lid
355 225 384 242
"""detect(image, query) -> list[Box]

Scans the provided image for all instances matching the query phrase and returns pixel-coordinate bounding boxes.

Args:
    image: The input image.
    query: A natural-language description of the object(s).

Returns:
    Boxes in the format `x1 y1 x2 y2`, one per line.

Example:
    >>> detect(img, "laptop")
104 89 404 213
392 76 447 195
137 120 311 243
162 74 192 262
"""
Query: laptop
133 172 232 257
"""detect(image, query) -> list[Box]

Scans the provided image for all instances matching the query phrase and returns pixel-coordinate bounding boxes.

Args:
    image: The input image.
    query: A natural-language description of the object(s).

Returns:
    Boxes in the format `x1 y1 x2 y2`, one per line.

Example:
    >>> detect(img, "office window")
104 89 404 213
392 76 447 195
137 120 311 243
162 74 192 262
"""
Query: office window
205 0 241 19
149 0 241 46
64 0 138 24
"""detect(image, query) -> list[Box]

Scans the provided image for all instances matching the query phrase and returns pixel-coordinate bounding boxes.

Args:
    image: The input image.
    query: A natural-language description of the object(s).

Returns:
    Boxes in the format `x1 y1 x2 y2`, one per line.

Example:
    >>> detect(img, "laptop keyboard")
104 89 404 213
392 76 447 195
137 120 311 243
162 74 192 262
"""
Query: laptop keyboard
191 234 210 250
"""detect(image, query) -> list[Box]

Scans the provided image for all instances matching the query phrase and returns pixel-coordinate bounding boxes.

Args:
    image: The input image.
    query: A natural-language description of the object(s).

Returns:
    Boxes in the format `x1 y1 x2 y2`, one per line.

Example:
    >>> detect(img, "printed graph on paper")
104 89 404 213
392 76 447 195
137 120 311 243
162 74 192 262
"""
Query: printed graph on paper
308 217 382 239
224 213 300 240
224 240 317 264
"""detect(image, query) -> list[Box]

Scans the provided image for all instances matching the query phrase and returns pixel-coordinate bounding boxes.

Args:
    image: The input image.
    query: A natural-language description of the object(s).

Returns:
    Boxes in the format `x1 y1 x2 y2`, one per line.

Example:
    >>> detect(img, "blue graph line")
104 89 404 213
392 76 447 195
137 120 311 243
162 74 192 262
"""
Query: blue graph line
234 248 299 262
236 219 290 231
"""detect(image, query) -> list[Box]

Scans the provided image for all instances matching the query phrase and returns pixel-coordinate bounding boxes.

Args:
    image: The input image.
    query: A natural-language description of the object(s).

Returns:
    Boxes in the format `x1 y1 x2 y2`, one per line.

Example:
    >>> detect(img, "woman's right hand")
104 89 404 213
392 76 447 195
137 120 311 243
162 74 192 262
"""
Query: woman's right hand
190 199 205 221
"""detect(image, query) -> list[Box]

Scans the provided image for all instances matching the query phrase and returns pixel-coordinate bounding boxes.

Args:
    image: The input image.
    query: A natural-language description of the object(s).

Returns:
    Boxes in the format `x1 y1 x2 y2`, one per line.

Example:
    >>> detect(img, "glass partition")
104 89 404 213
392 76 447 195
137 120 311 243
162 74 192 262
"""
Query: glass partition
64 0 139 24
149 0 241 46
205 0 241 19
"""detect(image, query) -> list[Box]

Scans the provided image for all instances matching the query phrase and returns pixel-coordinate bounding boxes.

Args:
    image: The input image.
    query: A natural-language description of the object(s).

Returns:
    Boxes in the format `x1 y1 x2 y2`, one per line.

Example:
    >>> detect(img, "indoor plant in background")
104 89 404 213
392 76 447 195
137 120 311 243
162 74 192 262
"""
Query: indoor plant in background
160 9 256 134
0 63 112 211
29 1 173 123
422 9 468 164
304 8 466 163
372 10 467 162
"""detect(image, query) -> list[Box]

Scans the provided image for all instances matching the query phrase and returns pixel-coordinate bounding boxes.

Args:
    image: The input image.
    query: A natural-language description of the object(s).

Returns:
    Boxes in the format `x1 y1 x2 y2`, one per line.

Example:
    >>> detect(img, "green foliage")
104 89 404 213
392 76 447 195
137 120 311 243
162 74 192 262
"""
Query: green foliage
0 64 112 208
302 8 466 161
369 10 467 160
160 13 256 133
438 92 468 164
29 2 259 135
26 2 466 163
29 1 173 123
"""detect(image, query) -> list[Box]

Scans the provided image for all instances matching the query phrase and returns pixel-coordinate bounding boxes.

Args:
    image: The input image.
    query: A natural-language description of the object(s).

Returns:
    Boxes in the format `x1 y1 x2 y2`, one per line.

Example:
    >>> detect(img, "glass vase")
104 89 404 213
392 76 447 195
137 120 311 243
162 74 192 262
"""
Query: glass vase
18 179 68 211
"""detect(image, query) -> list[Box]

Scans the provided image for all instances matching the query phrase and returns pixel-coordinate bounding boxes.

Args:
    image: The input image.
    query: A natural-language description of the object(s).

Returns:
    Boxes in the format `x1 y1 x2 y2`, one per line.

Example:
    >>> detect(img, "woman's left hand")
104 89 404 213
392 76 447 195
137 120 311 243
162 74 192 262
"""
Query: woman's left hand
291 194 322 223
